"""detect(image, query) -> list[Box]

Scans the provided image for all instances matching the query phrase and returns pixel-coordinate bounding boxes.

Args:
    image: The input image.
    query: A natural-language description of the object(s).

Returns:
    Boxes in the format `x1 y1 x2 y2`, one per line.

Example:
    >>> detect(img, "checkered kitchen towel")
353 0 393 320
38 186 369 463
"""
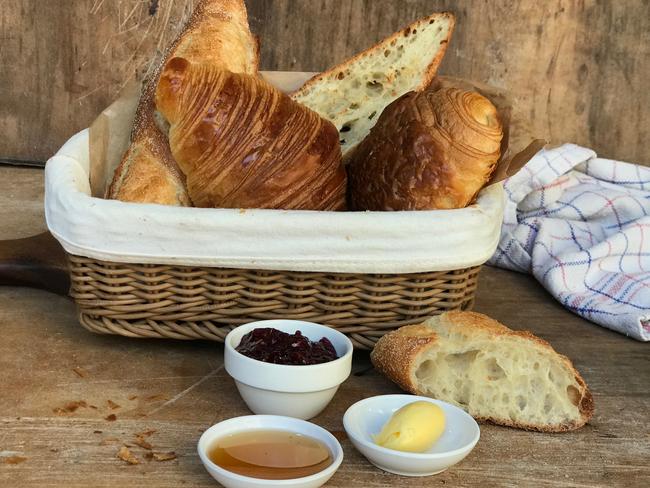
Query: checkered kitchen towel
489 143 650 341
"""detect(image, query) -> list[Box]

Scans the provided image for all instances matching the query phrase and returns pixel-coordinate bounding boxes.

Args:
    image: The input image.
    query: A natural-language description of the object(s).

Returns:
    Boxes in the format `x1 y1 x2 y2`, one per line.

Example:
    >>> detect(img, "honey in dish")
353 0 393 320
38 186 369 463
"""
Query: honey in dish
208 430 333 480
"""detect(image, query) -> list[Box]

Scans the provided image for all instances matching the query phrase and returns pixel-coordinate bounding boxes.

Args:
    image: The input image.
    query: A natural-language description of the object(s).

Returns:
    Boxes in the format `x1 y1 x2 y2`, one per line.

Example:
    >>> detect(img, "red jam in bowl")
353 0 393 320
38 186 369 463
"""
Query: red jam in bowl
235 327 338 365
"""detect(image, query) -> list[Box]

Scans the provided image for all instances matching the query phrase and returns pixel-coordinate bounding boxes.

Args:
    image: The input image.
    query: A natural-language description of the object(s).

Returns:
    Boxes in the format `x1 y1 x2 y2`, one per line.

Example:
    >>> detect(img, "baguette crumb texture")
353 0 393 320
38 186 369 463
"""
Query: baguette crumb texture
371 311 594 432
291 12 454 157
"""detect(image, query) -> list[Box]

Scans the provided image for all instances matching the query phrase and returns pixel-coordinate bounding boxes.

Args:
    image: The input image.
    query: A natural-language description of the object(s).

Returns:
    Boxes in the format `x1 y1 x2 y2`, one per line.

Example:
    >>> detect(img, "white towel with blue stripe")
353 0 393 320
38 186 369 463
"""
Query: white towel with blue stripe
489 144 650 341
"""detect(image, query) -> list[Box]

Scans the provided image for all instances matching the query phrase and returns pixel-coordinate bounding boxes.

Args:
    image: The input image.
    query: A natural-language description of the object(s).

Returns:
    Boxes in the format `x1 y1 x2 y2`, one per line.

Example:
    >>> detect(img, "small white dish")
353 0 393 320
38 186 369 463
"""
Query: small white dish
225 320 353 419
343 395 480 477
198 415 344 488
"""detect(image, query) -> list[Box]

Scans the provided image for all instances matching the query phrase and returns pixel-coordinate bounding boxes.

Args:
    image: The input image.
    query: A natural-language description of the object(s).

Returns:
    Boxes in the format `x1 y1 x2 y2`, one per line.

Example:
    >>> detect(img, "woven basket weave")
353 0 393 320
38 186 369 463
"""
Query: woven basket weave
68 254 479 349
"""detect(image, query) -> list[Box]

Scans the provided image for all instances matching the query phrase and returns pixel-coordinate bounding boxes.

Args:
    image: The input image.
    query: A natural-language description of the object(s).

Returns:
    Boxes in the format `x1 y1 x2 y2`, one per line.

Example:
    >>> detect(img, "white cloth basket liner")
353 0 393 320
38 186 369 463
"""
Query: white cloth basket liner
45 129 504 273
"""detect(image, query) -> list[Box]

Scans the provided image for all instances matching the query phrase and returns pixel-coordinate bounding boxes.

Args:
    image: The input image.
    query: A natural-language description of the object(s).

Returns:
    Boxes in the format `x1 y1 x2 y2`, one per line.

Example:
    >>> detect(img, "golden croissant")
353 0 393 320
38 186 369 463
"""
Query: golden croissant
347 87 503 211
155 57 347 210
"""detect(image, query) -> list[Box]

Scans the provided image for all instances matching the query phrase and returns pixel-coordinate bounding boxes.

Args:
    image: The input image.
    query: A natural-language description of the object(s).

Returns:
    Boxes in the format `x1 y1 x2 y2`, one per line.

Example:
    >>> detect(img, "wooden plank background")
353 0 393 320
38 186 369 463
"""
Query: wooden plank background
1 0 649 165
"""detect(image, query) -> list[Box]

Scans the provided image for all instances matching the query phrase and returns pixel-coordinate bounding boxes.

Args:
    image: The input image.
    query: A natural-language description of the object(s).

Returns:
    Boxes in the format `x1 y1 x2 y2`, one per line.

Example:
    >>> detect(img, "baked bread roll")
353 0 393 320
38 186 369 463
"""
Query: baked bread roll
292 12 455 158
371 312 594 432
155 58 347 210
348 87 503 211
107 0 259 205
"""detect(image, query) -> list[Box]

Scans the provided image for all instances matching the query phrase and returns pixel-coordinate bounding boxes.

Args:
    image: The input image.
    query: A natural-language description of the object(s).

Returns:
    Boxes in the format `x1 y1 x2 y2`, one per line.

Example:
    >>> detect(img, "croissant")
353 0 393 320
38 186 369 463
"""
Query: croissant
107 0 259 205
154 57 347 210
347 87 503 211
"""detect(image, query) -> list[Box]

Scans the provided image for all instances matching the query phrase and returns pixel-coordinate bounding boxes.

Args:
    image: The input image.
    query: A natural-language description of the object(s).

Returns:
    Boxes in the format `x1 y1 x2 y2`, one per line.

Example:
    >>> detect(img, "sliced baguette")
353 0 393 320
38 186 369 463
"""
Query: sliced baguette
371 311 594 432
291 12 455 157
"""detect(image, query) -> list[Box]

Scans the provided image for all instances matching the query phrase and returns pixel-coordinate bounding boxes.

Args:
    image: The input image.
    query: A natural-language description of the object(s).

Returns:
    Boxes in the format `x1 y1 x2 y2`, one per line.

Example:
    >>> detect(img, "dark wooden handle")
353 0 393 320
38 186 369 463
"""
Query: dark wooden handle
0 232 70 295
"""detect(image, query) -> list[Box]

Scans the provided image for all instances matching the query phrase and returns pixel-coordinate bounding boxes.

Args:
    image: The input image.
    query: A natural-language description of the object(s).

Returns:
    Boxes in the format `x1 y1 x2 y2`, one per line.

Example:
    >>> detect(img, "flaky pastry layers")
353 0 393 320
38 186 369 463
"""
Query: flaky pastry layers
155 58 347 210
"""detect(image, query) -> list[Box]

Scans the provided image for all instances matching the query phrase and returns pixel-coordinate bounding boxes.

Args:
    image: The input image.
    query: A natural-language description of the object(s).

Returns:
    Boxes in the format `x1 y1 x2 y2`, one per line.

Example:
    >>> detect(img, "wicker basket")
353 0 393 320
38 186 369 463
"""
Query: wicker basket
47 130 502 350
68 254 480 350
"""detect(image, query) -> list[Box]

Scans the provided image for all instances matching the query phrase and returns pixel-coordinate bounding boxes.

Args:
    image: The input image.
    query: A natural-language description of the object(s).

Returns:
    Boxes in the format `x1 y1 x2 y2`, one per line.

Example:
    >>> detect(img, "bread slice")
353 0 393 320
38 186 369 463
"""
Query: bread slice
107 0 259 205
291 12 455 157
371 312 594 432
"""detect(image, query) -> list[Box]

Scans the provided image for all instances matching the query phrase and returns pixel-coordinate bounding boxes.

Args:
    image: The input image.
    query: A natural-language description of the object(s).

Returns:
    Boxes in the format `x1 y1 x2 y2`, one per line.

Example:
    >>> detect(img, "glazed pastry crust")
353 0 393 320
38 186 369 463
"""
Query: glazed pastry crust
348 87 503 210
107 0 259 205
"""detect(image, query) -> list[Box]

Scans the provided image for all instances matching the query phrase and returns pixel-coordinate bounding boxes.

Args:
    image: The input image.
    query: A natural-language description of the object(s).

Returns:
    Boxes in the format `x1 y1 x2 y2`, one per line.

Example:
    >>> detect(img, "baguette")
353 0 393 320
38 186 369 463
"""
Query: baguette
292 12 455 158
371 312 594 432
107 0 259 205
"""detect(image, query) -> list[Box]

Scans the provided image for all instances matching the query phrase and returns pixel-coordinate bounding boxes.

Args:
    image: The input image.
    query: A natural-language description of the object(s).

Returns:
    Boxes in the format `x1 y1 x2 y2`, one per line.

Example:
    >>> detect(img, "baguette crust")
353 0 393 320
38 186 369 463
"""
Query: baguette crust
371 311 594 432
293 11 455 97
107 127 191 205
107 0 258 205
156 59 347 210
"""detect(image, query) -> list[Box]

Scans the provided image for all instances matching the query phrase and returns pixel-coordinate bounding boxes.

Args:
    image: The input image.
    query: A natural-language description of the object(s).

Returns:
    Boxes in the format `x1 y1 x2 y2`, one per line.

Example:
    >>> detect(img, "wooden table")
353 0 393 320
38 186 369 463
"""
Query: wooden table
1 166 649 487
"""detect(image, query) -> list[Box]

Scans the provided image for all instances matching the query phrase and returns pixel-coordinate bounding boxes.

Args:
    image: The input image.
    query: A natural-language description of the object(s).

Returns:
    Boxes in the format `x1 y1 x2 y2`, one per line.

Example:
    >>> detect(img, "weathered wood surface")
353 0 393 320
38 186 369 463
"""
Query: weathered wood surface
0 0 649 164
1 167 649 487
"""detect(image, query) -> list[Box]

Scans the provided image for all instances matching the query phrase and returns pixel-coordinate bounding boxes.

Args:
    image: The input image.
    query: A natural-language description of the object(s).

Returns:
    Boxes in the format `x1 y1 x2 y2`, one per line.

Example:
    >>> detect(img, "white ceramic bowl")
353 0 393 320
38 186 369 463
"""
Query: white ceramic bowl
343 395 480 477
198 415 344 488
224 320 353 419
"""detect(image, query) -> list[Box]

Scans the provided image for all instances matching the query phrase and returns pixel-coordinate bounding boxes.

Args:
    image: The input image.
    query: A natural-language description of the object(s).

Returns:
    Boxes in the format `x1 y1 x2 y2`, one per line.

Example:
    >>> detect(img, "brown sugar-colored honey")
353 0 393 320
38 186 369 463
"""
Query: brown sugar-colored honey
208 429 333 480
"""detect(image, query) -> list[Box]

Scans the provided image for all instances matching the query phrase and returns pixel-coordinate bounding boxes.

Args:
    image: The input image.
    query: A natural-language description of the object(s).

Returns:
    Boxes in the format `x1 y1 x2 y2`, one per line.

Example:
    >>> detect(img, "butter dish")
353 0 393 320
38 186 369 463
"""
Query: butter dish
343 394 480 476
